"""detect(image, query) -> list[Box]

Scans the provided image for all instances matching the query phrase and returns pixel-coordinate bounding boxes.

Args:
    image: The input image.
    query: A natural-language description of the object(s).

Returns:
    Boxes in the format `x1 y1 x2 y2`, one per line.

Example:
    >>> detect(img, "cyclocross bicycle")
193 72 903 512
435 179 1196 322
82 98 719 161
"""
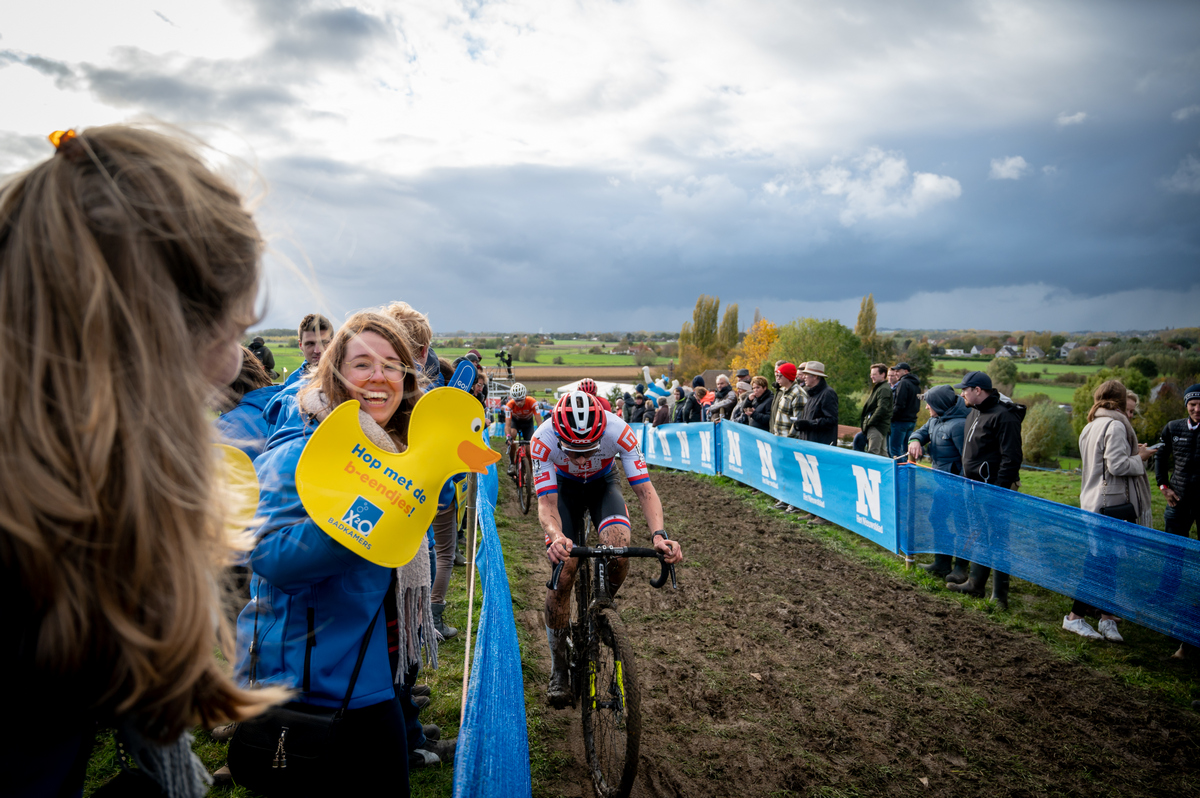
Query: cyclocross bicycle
547 521 678 798
508 437 534 515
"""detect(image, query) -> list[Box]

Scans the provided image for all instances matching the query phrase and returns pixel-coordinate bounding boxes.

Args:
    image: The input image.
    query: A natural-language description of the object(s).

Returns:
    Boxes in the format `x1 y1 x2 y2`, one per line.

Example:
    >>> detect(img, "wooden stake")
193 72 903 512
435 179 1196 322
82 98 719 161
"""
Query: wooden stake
460 472 480 727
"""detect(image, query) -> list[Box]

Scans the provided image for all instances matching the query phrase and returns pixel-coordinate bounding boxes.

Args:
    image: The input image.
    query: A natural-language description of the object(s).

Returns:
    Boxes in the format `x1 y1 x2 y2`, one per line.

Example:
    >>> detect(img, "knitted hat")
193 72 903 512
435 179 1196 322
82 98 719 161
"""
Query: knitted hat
776 362 798 382
1185 384 1200 403
691 375 706 388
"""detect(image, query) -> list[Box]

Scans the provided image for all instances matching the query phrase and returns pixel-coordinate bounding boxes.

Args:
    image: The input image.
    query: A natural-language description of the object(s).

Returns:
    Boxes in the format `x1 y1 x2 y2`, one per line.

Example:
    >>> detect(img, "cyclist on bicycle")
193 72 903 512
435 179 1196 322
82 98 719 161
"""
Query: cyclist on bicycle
505 382 541 478
577 377 612 412
534 391 683 707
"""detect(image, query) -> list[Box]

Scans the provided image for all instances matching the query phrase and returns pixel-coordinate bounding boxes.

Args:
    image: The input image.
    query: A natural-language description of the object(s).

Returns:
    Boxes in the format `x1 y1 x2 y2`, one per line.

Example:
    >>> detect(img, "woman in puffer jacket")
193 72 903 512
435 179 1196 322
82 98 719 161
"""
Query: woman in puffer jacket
1063 380 1153 642
235 311 456 791
907 385 968 580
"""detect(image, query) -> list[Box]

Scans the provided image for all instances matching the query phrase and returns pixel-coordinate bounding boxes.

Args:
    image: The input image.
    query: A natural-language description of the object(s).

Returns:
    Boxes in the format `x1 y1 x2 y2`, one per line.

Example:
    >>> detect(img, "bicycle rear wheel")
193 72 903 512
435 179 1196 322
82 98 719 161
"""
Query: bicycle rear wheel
582 607 641 798
519 451 533 515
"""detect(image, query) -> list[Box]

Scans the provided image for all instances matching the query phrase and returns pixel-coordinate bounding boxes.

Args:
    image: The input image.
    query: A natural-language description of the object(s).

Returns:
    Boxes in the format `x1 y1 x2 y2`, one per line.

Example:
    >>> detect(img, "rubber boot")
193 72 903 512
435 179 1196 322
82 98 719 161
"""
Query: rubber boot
946 563 990 598
432 602 458 639
919 554 953 579
546 626 572 709
990 571 1010 611
944 560 970 585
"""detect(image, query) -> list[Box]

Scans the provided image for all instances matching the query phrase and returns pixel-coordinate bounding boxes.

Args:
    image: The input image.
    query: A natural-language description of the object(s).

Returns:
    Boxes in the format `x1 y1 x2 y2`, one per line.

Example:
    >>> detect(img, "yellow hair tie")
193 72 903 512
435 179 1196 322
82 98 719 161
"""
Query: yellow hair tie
48 129 77 149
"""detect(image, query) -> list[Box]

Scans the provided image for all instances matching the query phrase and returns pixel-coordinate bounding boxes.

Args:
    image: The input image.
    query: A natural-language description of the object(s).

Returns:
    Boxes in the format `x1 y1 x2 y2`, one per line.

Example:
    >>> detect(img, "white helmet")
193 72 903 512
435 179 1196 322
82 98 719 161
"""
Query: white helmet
509 383 527 402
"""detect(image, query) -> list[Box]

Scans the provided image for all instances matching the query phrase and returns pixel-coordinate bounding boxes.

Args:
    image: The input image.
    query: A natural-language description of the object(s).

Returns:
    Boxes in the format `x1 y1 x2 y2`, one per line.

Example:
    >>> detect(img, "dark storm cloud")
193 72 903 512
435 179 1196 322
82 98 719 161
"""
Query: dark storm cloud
269 7 389 64
0 50 77 89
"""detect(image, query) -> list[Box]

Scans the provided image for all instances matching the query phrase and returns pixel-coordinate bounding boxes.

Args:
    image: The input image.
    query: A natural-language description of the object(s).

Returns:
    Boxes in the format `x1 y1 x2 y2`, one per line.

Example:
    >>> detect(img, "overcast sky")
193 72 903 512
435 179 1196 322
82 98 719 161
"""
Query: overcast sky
3 0 1198 333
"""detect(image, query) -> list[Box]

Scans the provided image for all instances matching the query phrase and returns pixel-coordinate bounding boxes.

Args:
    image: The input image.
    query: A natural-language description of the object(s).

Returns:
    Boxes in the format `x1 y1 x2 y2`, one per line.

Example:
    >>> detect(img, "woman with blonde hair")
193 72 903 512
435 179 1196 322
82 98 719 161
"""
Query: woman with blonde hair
1065 379 1154 642
232 311 453 791
2 126 283 796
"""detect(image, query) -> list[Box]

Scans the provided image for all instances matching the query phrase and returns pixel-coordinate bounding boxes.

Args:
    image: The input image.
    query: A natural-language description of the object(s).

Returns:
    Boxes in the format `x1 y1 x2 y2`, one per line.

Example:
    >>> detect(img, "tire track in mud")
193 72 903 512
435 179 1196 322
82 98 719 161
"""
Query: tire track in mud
505 470 1200 798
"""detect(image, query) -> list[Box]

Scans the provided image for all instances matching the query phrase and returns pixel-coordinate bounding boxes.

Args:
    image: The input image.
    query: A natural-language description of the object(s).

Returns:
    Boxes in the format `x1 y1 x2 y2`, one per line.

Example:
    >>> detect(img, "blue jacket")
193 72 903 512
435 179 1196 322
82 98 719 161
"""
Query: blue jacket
214 384 286 459
908 385 967 474
263 362 310 437
236 412 397 709
237 403 458 708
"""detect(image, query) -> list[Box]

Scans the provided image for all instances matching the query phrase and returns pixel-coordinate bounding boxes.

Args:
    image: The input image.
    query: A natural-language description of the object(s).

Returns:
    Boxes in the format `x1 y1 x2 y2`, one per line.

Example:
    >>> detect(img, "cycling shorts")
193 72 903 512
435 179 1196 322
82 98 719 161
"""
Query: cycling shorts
548 469 630 548
511 417 535 441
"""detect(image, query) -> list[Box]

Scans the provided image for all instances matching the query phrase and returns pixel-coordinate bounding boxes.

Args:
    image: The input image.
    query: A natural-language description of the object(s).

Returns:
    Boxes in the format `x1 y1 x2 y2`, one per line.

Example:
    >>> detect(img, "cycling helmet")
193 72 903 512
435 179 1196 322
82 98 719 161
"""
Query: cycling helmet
552 391 606 450
577 377 597 396
509 383 527 402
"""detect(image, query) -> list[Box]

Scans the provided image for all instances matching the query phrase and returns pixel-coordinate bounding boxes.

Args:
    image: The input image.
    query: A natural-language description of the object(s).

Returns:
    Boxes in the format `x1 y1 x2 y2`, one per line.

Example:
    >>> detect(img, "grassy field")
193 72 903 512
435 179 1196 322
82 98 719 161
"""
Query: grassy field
934 357 1102 376
930 357 1099 404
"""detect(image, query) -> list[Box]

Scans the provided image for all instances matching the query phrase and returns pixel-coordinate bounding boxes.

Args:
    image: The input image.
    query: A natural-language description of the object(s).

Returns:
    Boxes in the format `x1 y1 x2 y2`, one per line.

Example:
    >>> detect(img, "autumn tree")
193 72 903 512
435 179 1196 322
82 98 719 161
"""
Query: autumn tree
719 303 739 352
730 318 779 376
853 294 894 365
769 318 869 426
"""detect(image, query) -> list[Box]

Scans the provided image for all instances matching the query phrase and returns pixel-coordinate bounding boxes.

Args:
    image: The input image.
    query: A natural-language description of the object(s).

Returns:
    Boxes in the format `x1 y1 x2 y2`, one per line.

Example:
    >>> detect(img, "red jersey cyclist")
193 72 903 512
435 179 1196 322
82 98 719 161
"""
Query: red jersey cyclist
577 377 612 412
533 391 683 707
505 382 541 478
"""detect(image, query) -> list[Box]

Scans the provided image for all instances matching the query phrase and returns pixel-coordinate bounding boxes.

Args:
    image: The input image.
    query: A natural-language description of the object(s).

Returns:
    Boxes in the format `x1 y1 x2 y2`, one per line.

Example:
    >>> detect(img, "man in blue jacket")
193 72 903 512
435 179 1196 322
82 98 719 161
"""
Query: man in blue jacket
906 385 969 580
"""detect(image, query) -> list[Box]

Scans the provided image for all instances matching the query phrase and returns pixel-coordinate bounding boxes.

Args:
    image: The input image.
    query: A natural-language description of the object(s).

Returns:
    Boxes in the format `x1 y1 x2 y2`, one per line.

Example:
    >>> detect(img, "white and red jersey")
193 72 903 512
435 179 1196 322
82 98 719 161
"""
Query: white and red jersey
530 411 650 497
505 397 540 422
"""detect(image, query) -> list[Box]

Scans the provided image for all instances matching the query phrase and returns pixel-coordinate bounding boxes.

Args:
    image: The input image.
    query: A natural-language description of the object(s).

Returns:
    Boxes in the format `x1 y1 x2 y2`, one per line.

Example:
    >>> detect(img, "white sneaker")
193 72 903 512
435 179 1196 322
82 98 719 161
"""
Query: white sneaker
1097 619 1124 642
1062 615 1102 640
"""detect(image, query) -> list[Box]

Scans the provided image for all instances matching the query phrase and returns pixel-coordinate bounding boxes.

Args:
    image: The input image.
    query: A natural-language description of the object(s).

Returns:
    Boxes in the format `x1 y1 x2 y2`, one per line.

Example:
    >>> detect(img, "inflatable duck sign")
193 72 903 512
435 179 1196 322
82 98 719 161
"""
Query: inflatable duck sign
295 386 501 568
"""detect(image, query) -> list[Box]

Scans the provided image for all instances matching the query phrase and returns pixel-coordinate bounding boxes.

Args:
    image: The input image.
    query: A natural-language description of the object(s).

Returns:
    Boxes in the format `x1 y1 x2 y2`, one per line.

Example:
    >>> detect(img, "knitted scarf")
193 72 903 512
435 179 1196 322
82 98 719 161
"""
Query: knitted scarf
300 392 438 676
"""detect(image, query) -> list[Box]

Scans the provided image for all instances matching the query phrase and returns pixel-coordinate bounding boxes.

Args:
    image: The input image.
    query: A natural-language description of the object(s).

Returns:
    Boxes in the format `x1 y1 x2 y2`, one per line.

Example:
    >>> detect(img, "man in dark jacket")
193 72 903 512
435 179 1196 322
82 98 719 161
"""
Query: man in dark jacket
675 388 702 423
860 363 893 456
708 374 737 421
945 371 1025 609
889 362 921 457
792 361 839 446
248 336 277 378
906 385 969 579
1155 383 1200 659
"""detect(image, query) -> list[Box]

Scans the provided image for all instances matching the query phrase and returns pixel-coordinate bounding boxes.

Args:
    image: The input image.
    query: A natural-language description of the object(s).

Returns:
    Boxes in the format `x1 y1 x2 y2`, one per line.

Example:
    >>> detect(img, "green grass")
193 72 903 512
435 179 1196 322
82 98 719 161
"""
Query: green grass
934 358 1101 376
436 346 663 367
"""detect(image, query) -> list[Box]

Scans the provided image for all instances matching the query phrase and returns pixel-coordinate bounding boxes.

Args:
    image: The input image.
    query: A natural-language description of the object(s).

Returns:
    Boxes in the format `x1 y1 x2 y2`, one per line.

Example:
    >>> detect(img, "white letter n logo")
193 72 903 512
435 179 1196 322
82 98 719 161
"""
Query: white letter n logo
726 429 741 467
756 440 776 480
794 453 822 498
851 465 882 520
655 430 671 457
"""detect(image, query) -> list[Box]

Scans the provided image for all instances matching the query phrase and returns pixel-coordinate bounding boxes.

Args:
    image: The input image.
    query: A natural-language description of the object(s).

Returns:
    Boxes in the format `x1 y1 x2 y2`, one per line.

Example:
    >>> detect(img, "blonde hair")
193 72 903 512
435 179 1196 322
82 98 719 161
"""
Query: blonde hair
299 311 419 444
0 125 283 740
218 345 274 411
382 300 432 353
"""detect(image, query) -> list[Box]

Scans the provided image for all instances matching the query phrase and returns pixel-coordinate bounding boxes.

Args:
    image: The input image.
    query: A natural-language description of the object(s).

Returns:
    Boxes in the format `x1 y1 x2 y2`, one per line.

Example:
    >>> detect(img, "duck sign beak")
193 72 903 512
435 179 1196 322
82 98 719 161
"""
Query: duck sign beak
458 439 502 472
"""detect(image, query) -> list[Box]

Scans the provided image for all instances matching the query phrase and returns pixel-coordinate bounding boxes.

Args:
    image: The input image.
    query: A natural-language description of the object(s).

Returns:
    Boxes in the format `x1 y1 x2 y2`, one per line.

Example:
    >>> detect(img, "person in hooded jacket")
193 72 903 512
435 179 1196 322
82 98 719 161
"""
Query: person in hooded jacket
906 385 969 579
248 336 277 378
234 312 457 790
889 362 922 457
674 386 703 423
215 347 285 460
944 371 1025 610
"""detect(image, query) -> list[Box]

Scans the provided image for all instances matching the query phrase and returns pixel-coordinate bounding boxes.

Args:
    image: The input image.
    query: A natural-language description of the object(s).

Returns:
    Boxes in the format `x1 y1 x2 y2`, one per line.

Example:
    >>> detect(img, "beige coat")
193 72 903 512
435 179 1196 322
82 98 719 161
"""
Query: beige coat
1078 408 1153 527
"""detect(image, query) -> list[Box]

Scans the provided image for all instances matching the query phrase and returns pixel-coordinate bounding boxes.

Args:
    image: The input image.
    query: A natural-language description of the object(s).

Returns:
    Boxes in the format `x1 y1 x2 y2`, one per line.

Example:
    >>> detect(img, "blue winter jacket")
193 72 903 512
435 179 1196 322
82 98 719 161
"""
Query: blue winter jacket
908 385 968 474
236 412 397 709
214 384 286 459
237 404 457 708
263 362 310 438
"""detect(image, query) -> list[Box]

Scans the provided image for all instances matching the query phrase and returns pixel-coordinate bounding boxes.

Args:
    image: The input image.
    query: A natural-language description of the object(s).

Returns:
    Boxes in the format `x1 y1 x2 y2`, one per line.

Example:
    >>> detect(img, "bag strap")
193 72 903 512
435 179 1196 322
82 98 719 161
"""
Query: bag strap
338 570 396 716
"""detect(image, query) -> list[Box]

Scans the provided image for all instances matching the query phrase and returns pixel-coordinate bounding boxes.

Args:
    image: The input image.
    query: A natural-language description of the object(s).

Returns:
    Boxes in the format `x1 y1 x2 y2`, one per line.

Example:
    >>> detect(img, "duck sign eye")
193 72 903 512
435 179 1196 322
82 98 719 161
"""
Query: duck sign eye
471 418 482 433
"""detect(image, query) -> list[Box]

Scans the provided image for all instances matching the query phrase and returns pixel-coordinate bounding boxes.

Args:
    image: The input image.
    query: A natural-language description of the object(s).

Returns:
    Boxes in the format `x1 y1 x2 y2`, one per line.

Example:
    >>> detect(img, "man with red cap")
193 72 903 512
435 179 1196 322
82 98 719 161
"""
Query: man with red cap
769 362 807 512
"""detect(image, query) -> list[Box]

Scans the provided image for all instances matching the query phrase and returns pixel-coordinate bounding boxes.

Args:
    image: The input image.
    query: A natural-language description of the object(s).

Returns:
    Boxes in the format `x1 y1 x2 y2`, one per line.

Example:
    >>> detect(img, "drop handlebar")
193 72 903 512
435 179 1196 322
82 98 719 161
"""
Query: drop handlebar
546 545 678 592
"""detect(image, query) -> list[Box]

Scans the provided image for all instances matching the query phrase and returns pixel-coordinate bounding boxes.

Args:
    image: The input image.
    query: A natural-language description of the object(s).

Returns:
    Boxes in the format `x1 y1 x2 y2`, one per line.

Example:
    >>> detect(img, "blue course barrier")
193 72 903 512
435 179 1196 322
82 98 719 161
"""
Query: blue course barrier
636 420 1199 647
900 464 1200 647
453 462 533 798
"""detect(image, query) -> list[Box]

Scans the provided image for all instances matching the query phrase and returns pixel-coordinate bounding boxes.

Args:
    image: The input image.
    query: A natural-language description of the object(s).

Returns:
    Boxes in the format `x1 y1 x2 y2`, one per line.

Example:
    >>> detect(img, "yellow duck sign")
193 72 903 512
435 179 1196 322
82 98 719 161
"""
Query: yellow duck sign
296 387 501 568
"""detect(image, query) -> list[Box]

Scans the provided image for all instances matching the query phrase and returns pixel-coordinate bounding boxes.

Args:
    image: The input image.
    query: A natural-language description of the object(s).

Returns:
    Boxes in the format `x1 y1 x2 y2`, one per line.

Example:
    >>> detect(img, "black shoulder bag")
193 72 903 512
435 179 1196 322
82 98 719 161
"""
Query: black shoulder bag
1098 420 1138 524
227 576 391 795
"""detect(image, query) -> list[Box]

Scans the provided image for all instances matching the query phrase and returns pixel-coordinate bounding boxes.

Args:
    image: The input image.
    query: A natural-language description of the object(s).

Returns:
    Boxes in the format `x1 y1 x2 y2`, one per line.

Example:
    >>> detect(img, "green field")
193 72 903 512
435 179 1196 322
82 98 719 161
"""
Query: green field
435 345 664 368
935 357 1101 376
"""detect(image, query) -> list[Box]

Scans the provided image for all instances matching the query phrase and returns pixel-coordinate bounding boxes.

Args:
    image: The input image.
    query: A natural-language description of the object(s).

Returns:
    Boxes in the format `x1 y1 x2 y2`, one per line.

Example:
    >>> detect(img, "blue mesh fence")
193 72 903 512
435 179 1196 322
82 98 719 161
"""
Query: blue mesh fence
899 464 1200 647
452 462 533 798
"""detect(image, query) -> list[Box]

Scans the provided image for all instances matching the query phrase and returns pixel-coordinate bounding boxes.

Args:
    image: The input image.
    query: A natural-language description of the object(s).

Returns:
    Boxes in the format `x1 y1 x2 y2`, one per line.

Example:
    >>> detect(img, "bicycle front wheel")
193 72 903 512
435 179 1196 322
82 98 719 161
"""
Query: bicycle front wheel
582 607 641 798
519 452 533 515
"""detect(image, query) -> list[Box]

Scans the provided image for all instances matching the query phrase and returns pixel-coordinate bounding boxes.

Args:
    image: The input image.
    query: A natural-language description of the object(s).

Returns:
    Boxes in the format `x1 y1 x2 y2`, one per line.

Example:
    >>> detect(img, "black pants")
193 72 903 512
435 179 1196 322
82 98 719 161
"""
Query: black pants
1165 493 1200 539
327 698 411 793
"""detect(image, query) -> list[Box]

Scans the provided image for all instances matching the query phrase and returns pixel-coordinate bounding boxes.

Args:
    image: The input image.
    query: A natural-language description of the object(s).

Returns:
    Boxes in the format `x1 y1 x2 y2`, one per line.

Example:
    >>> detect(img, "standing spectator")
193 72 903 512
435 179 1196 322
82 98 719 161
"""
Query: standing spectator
1065 380 1154 641
906 385 969 579
384 301 439 380
263 313 334 437
735 367 751 385
887 367 899 389
675 386 703 423
769 363 807 512
1156 383 1200 659
860 363 893 456
694 387 709 420
248 335 278 378
945 371 1025 609
653 397 670 426
3 124 287 798
889 362 921 457
741 376 774 430
730 381 752 424
792 362 839 446
631 393 649 423
215 346 283 460
708 374 738 421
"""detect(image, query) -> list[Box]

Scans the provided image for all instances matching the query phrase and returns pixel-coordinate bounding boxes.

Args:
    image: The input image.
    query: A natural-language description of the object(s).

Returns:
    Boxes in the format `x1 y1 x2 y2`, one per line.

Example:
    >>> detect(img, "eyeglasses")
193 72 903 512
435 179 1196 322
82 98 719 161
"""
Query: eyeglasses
347 358 410 382
559 443 600 459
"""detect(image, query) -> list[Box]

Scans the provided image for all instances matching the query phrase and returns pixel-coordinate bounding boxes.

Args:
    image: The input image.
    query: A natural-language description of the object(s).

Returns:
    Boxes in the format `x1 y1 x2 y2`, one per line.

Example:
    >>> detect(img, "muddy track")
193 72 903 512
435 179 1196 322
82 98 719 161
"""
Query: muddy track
504 470 1200 798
